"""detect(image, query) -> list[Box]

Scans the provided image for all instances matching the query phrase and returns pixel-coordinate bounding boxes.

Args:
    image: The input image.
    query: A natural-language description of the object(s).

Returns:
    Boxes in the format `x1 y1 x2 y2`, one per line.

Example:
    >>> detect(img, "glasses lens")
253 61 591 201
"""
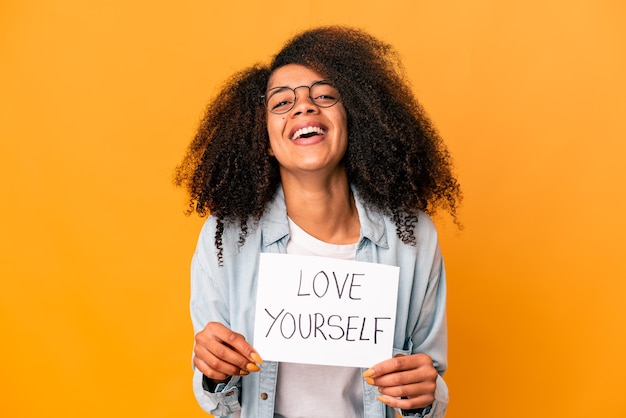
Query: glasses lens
264 82 341 114
265 88 295 114
310 82 340 108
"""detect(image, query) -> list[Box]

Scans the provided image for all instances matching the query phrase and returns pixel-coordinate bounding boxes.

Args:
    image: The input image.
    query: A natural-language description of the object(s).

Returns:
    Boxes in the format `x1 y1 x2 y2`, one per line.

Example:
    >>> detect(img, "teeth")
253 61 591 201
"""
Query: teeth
291 126 326 140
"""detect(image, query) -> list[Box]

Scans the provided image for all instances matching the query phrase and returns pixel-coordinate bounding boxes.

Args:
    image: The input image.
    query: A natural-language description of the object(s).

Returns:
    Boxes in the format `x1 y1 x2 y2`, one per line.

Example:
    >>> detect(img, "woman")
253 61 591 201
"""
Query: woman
175 26 461 418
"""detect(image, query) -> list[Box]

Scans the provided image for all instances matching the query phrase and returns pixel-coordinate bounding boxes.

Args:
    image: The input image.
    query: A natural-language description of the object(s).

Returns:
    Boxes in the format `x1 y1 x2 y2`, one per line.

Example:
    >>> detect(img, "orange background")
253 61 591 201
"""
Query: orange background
1 1 625 417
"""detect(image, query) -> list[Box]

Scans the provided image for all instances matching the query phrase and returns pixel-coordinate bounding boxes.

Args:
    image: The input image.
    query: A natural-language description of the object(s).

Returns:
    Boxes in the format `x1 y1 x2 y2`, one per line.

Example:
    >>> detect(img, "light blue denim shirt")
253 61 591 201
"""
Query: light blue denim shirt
190 186 449 417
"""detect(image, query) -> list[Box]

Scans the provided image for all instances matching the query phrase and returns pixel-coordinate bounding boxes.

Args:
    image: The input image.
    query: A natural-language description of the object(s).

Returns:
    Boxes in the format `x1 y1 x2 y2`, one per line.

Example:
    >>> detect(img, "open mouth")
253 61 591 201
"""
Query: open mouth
291 126 326 141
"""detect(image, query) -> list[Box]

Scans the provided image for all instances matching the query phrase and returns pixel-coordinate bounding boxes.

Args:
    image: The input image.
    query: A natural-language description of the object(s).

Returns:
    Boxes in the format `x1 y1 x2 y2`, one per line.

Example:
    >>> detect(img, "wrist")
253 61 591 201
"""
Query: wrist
403 404 432 416
201 374 230 392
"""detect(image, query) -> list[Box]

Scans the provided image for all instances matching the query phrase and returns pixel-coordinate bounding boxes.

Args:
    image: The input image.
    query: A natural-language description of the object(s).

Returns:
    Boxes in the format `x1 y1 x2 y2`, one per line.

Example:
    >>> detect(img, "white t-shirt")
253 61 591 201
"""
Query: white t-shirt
273 218 364 418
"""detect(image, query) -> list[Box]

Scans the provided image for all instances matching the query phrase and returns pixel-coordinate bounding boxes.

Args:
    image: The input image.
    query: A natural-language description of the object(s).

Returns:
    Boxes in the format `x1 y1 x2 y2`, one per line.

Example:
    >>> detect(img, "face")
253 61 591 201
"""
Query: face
265 64 348 178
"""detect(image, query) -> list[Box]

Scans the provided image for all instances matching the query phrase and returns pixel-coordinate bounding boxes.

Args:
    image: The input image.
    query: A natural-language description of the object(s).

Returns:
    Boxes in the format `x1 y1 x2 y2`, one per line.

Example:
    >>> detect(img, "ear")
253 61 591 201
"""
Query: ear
268 144 275 157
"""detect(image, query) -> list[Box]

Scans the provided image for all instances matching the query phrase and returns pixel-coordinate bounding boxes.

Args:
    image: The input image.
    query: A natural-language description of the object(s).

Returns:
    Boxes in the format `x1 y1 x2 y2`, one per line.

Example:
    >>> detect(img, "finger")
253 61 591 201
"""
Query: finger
193 353 241 381
371 363 438 389
377 375 437 399
363 353 432 381
200 334 259 371
195 331 243 368
199 322 263 366
205 322 263 365
193 340 251 379
194 323 263 378
376 393 435 411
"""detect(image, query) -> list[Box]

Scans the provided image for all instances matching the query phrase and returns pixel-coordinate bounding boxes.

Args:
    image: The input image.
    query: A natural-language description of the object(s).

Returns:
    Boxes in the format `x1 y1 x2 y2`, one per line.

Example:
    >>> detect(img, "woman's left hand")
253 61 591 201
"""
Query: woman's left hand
363 353 438 410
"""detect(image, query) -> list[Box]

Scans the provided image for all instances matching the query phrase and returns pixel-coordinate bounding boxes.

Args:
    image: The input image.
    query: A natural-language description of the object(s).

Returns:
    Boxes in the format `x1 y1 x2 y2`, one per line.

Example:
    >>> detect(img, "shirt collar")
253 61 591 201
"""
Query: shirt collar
261 185 389 249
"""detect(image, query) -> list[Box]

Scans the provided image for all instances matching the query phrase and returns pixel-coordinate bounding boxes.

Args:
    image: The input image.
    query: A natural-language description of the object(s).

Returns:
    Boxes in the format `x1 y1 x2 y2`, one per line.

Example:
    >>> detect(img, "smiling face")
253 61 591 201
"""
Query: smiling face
266 64 348 180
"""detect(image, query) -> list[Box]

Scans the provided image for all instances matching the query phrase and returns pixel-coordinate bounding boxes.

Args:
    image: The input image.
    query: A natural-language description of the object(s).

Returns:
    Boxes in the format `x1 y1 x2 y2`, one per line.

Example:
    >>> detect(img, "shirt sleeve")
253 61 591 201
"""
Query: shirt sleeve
191 372 241 416
408 248 449 417
190 220 243 416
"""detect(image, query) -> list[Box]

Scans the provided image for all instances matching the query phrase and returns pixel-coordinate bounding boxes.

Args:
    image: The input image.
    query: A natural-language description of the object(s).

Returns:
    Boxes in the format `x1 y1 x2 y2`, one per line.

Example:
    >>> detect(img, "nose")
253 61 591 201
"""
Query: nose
291 86 319 115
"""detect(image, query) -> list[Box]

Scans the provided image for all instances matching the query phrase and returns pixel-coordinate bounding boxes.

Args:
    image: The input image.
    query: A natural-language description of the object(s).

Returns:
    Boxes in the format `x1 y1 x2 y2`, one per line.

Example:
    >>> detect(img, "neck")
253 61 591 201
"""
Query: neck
280 169 360 244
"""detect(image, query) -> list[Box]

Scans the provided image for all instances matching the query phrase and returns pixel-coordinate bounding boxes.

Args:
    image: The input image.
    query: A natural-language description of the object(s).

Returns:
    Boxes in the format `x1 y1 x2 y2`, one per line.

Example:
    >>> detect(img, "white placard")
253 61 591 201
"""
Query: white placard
253 253 399 368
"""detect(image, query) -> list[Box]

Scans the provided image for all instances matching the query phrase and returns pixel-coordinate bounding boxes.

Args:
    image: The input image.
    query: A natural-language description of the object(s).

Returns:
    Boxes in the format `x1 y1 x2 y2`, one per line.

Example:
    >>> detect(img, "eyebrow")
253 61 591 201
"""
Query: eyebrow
265 86 293 99
265 80 329 92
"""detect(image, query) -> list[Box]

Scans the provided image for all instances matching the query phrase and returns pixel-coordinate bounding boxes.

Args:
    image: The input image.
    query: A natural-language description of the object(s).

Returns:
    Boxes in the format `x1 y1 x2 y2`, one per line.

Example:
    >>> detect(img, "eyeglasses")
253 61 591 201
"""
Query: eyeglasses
261 81 341 114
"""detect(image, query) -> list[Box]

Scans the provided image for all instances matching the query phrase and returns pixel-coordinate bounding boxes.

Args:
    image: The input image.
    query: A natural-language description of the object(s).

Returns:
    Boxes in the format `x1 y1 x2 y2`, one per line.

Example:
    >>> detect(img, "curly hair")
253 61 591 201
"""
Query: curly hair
175 26 461 261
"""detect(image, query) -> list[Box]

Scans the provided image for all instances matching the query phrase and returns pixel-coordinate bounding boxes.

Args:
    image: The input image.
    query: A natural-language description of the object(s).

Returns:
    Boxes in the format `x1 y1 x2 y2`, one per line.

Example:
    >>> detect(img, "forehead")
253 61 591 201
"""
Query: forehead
267 64 325 89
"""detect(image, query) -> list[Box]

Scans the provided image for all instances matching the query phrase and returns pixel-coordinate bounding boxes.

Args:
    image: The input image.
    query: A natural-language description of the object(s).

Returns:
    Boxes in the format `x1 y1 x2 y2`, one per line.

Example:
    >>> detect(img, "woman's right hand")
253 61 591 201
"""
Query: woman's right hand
193 322 263 381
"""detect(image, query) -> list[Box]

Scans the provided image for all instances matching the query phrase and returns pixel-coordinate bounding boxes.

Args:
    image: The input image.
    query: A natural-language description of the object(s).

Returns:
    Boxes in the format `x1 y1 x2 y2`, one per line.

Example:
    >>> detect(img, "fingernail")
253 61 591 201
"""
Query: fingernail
362 369 374 378
365 377 375 385
250 352 263 365
246 362 260 372
376 395 389 405
239 369 250 376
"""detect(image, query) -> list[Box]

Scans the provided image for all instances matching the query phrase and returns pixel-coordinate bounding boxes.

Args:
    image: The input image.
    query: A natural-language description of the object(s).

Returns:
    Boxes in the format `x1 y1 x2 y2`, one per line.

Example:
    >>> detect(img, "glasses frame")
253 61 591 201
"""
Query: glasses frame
261 80 341 115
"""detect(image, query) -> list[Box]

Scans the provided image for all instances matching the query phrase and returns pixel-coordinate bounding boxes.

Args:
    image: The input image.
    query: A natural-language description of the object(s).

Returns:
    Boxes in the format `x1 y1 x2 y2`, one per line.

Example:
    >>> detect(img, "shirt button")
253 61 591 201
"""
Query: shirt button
260 392 268 400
